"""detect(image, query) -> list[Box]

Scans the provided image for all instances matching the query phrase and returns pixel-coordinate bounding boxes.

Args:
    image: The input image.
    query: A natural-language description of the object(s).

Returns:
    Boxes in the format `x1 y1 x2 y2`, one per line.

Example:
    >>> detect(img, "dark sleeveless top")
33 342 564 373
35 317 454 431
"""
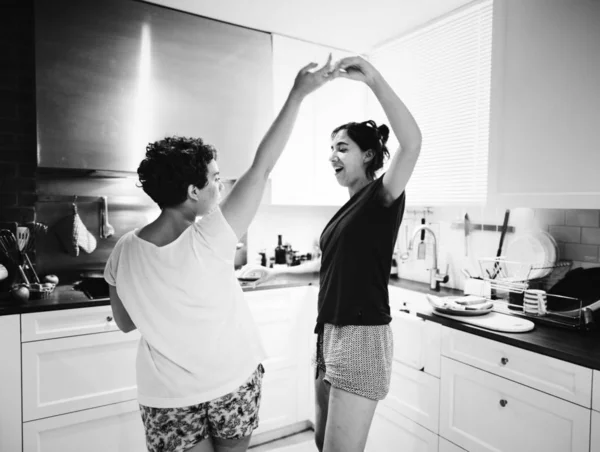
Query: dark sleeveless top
316 176 405 329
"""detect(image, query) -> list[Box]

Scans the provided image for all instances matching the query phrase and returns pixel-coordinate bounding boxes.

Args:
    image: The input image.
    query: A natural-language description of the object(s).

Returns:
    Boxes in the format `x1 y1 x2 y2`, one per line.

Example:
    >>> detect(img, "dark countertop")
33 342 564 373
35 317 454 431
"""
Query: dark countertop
2 276 598 371
0 281 316 316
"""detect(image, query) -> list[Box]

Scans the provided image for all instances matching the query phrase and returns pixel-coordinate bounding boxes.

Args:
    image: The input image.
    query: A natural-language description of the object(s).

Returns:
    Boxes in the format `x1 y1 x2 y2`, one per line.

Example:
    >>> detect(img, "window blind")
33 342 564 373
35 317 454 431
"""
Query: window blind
369 0 493 206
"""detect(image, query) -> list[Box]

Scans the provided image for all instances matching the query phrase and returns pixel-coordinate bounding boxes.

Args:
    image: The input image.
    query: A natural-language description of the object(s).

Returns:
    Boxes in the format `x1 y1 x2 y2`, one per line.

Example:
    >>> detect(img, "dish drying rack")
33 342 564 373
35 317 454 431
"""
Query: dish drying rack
478 258 590 331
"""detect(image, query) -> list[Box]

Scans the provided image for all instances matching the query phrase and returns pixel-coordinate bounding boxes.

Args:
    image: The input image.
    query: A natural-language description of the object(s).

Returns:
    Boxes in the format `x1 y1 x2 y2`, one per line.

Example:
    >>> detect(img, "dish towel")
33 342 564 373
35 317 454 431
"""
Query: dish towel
55 203 97 257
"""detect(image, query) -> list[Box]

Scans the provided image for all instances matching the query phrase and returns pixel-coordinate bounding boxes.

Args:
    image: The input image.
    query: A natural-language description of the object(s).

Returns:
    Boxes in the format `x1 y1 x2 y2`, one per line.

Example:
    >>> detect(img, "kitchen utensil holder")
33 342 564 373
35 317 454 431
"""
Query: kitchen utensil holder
478 258 589 331
29 284 56 300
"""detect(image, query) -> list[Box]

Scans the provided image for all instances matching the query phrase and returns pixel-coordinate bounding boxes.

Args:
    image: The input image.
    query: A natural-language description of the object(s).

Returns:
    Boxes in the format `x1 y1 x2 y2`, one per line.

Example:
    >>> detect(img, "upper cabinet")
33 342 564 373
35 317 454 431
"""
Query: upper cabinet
270 36 368 206
487 0 600 209
35 0 273 178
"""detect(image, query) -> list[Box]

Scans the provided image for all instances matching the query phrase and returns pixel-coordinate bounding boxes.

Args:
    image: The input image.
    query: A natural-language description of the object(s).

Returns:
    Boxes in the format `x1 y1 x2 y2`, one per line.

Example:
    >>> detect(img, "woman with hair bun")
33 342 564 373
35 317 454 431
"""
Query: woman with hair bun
103 56 335 452
239 56 422 452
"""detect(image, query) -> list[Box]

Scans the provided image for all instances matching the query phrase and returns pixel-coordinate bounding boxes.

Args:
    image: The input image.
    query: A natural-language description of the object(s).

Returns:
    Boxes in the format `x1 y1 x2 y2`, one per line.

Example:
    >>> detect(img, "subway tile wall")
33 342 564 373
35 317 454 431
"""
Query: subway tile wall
396 207 600 290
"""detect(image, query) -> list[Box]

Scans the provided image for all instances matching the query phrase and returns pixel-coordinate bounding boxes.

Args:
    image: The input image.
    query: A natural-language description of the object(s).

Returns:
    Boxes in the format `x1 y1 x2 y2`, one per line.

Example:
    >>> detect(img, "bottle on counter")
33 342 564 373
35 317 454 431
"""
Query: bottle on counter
275 235 287 265
258 251 267 267
390 252 398 277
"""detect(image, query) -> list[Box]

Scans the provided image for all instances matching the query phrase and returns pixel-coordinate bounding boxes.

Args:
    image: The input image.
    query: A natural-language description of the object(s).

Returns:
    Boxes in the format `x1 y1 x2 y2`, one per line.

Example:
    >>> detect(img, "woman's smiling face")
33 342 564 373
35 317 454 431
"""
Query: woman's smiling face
329 129 370 188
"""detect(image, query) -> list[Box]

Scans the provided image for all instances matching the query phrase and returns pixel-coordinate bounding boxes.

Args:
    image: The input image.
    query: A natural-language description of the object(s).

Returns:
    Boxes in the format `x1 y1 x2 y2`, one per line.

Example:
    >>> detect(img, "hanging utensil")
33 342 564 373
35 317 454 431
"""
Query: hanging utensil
400 224 410 261
491 209 511 279
417 217 426 260
464 213 471 256
100 196 115 239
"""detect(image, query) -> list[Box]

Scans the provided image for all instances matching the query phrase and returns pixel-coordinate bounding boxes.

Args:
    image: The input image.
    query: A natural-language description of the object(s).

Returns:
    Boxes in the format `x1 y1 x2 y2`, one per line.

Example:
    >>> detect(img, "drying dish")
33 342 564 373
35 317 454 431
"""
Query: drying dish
504 230 558 280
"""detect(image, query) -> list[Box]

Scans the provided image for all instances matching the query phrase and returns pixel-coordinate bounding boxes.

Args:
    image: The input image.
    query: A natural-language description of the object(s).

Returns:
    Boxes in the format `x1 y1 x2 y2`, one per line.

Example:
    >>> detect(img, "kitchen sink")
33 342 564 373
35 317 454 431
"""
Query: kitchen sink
388 286 431 314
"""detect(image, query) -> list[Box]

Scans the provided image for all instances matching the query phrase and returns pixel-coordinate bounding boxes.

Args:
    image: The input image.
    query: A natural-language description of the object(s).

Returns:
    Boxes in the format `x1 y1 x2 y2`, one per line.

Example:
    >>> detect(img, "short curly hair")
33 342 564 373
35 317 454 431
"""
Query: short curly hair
137 136 217 209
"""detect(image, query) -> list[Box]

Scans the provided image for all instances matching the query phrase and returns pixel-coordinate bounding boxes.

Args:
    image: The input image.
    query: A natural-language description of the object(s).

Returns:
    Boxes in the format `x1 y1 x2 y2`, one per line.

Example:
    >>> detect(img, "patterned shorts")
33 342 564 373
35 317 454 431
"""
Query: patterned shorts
314 324 393 401
140 364 265 452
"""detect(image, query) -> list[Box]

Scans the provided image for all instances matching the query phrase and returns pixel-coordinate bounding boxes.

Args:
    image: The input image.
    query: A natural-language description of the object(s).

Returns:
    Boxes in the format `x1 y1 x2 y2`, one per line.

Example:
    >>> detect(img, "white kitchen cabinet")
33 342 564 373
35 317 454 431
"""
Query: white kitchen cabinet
440 357 591 452
21 305 119 341
246 286 315 436
441 327 592 407
271 35 368 206
391 311 441 377
22 330 139 421
592 410 600 452
594 370 600 411
366 404 438 452
23 400 146 452
383 361 440 433
487 0 600 209
0 315 22 452
439 437 467 452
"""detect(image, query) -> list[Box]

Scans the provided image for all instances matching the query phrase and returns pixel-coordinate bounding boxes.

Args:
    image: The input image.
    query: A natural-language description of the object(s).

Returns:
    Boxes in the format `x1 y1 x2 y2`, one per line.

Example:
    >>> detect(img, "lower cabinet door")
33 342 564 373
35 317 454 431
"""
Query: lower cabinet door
253 366 298 435
592 410 600 452
439 437 467 452
440 357 591 452
366 404 438 452
23 400 146 452
246 287 313 434
383 361 440 433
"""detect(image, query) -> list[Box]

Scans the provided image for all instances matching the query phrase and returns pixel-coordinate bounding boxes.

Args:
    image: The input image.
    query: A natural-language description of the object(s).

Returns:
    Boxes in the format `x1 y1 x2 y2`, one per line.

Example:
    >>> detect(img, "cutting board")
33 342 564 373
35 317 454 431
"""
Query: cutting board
432 310 535 333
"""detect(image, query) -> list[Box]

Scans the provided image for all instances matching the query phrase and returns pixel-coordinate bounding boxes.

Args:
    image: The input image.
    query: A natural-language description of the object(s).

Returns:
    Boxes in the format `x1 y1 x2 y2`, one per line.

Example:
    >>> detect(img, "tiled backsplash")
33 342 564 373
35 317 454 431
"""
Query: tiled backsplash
248 205 600 291
397 207 600 291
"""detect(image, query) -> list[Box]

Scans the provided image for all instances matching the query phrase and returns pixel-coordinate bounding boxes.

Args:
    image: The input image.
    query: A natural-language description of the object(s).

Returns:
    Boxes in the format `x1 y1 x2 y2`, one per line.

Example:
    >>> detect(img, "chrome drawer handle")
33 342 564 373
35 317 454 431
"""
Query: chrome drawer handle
500 357 509 365
499 399 508 407
106 316 113 322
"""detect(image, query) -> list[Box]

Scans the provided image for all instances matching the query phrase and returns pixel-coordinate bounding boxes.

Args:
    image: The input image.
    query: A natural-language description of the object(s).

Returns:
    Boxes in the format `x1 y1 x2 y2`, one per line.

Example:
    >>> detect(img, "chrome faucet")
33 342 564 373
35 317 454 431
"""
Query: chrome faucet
408 225 449 291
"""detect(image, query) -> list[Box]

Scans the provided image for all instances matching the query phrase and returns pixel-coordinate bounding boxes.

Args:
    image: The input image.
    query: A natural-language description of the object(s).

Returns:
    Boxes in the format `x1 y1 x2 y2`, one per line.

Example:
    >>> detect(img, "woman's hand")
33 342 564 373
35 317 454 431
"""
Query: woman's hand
291 54 335 99
237 265 277 286
334 56 382 87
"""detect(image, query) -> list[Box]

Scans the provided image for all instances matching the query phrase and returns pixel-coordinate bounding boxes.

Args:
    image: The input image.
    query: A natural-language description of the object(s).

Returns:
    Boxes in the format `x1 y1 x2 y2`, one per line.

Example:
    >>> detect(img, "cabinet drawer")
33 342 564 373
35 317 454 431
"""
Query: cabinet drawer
594 370 600 411
441 327 592 406
22 330 139 421
383 361 440 433
23 400 146 452
440 357 591 452
21 306 118 341
366 404 438 452
391 312 441 377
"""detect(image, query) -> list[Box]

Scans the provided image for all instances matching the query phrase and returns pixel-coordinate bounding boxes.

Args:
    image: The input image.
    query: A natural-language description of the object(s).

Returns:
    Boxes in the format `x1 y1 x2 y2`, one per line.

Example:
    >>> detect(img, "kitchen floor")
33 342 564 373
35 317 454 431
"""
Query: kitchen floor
250 430 316 451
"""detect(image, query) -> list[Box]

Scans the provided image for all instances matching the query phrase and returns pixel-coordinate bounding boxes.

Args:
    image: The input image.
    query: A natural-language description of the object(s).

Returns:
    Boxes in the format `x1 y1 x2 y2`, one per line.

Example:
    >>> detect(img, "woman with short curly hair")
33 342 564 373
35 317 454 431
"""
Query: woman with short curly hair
104 56 334 452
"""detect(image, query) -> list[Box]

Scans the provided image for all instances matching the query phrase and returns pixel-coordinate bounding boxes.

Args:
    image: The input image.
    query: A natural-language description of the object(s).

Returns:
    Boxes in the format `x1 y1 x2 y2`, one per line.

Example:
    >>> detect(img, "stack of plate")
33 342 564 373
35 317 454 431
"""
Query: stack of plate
523 289 547 315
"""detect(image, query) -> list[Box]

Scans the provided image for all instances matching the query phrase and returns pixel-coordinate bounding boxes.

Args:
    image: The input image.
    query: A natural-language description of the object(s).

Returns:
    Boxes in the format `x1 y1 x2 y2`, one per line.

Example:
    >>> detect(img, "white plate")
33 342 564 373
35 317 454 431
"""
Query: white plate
505 230 557 280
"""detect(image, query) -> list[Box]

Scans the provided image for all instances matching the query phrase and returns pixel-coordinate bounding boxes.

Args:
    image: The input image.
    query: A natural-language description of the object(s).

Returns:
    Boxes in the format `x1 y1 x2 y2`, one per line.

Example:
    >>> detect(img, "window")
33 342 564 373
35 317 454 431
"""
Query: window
368 0 493 206
271 35 368 206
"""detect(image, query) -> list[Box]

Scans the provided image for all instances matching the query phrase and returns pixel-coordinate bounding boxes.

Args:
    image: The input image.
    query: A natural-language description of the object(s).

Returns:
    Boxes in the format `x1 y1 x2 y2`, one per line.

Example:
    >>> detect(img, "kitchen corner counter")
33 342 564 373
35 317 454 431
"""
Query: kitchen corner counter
417 304 600 372
386 277 600 371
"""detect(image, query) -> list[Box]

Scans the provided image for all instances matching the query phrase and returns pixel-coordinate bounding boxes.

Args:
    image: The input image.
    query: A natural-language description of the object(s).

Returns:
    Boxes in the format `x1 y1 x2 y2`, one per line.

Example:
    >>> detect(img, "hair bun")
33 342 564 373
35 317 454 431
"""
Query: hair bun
377 124 390 144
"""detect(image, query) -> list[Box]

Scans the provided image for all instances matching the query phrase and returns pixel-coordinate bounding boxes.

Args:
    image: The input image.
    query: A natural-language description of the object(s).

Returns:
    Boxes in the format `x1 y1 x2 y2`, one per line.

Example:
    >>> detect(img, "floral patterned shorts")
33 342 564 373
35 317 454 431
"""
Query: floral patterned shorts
140 364 265 452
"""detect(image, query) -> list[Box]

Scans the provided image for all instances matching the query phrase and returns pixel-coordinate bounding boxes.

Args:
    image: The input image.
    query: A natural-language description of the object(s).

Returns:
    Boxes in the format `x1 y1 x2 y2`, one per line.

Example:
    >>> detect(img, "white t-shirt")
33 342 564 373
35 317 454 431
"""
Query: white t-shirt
104 208 266 408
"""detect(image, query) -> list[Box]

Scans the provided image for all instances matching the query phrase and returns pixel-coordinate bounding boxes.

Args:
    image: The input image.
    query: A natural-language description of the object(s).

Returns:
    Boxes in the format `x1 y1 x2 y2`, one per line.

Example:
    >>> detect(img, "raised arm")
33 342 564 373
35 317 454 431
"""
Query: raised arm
336 56 422 203
221 56 334 239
